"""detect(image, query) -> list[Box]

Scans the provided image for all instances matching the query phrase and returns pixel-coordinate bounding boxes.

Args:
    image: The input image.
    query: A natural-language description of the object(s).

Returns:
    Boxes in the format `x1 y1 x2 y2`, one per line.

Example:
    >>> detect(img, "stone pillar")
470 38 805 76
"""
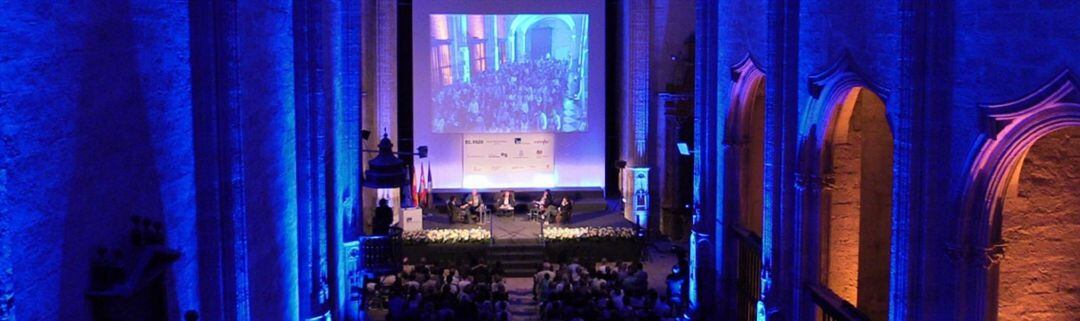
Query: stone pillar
621 0 653 236
763 0 802 320
0 167 11 320
361 0 399 234
191 1 301 320
691 0 720 317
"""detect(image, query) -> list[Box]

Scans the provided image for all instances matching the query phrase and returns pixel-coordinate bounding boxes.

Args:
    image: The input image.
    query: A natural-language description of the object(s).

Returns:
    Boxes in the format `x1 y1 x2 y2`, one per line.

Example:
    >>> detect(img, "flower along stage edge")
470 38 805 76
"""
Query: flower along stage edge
402 228 492 245
542 226 638 242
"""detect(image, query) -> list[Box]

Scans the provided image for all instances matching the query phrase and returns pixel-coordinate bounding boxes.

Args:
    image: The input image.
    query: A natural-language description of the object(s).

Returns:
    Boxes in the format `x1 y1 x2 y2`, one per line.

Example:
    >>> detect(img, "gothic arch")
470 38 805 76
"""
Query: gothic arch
723 52 766 321
795 51 894 321
725 52 767 232
955 69 1080 320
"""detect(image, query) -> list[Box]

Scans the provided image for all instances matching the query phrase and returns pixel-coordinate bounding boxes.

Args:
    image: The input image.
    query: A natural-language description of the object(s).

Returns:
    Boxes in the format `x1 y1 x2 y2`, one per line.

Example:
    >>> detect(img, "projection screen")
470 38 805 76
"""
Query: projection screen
412 0 606 189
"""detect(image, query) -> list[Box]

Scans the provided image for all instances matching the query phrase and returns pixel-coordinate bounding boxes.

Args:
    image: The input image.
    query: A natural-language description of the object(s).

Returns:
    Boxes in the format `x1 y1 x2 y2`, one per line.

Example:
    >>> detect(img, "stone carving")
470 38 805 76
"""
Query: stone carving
945 242 1007 269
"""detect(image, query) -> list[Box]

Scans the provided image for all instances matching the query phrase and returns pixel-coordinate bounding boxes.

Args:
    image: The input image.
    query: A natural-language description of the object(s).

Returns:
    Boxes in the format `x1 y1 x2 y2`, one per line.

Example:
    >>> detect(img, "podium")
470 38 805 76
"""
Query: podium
401 208 423 231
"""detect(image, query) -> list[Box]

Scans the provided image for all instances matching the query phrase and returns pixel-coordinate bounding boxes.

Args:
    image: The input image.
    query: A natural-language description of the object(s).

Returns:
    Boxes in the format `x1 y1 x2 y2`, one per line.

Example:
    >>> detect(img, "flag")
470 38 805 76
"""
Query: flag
410 164 420 208
418 163 428 208
425 161 434 208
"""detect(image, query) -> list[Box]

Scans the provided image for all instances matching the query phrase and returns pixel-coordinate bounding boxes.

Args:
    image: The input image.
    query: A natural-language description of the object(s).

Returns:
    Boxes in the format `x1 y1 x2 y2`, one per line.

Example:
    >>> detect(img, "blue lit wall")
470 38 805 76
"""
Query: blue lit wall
232 0 301 319
693 1 1080 321
2 1 198 319
3 0 335 320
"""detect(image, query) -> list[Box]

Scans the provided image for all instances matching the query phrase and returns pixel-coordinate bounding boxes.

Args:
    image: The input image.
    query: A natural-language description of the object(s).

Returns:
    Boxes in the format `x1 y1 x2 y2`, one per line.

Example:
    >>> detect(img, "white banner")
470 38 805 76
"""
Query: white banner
462 133 555 188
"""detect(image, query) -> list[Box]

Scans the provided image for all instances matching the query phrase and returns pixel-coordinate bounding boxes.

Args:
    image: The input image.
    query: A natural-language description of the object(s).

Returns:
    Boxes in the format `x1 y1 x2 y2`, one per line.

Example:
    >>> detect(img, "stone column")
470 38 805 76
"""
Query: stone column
691 0 720 317
763 0 801 320
191 1 301 319
0 167 11 320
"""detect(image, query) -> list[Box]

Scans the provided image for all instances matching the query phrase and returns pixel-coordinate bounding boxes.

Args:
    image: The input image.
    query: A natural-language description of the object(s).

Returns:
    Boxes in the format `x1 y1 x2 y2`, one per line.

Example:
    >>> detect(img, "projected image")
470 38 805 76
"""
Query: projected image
429 14 589 133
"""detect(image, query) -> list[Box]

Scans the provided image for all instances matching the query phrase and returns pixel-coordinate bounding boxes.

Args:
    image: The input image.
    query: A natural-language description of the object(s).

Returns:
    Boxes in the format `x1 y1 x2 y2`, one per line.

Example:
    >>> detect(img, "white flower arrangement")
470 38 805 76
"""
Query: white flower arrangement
403 228 491 245
542 226 638 242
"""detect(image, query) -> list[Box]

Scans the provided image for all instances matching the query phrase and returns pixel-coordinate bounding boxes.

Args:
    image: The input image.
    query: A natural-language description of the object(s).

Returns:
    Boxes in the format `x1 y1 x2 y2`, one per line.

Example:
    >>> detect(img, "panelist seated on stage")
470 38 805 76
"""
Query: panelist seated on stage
495 190 516 215
532 190 560 222
555 196 574 224
447 195 468 224
462 189 488 219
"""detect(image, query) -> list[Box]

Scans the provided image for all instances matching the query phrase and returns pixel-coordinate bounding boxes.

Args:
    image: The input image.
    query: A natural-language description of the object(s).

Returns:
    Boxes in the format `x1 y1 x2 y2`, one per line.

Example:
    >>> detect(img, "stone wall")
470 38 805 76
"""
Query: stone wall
999 127 1080 321
825 87 891 321
1 1 196 320
739 82 766 236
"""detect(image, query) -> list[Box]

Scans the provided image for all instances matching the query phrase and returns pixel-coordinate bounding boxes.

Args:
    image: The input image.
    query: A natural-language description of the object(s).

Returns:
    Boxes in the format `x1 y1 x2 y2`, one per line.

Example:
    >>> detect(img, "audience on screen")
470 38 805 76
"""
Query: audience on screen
433 59 584 133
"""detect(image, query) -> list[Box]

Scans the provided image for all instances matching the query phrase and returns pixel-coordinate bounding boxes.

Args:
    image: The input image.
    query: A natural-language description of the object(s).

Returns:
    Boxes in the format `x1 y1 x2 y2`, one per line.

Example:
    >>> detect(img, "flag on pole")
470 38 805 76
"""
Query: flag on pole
418 163 427 208
425 161 434 208
410 164 420 208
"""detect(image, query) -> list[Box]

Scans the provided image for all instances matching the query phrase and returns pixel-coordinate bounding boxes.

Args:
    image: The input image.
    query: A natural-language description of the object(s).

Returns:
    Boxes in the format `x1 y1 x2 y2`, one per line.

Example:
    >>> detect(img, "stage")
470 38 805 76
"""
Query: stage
400 207 642 276
421 208 636 241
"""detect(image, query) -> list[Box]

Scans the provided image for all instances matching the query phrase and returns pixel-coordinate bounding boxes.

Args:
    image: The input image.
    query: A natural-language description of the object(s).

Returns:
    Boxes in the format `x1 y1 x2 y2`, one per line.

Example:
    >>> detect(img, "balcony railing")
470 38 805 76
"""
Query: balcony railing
356 227 403 276
731 224 762 321
806 283 870 321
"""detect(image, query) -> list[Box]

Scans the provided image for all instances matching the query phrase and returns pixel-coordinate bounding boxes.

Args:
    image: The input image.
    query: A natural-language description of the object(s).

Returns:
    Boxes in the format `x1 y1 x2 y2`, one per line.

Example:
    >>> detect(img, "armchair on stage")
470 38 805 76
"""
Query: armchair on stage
494 190 517 217
446 191 491 225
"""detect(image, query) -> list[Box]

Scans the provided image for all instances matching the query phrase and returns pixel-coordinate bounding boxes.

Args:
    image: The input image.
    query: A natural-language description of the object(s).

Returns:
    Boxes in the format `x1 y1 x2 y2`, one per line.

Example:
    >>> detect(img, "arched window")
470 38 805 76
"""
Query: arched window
726 54 765 321
958 69 1080 321
798 53 893 321
819 87 891 321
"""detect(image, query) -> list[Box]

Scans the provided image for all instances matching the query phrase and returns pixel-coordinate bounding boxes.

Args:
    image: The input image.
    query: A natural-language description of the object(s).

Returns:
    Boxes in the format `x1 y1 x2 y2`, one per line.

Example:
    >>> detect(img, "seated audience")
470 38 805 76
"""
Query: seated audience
531 258 682 321
368 257 511 321
368 257 684 320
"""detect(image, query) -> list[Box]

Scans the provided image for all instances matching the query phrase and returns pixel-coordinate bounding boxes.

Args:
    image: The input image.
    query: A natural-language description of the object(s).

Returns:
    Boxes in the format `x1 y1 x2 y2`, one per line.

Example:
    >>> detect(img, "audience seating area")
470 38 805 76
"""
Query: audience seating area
365 256 689 321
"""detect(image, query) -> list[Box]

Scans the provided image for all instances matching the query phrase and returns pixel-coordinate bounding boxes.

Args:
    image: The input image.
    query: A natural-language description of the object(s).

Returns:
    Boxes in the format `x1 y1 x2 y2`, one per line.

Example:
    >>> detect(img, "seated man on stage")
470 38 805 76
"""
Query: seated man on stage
463 189 487 223
495 190 516 216
531 189 552 221
555 196 574 225
447 195 467 224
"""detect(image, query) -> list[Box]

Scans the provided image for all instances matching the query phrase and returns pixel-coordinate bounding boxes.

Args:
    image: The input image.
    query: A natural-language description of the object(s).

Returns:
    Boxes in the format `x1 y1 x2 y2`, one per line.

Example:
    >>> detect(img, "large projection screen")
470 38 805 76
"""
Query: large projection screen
412 0 606 189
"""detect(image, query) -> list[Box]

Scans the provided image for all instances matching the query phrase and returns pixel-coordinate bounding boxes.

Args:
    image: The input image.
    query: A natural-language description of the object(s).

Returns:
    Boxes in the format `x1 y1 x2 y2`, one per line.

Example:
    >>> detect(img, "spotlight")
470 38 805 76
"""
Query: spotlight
361 130 371 141
417 146 428 159
677 142 690 156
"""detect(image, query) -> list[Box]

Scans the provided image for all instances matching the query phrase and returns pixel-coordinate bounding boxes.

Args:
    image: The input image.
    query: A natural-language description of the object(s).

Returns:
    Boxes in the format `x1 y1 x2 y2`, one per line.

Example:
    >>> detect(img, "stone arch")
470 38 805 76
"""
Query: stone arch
724 52 766 321
507 15 577 61
726 52 767 236
956 69 1080 321
796 52 893 321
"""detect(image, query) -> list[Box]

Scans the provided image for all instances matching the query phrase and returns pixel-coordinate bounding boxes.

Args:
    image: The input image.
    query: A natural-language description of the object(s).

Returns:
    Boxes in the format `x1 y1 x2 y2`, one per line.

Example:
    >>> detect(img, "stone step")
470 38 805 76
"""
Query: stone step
503 268 537 277
487 250 544 258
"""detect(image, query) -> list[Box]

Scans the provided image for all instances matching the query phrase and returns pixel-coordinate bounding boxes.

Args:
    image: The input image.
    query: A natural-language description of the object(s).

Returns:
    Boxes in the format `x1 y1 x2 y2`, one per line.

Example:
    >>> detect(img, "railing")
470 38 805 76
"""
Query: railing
806 283 870 321
731 224 762 321
356 227 403 276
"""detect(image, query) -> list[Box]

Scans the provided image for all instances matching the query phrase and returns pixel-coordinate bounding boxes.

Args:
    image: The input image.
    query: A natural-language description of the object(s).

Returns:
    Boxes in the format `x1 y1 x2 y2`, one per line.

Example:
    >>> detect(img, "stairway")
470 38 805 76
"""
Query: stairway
487 242 544 277
506 278 540 321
